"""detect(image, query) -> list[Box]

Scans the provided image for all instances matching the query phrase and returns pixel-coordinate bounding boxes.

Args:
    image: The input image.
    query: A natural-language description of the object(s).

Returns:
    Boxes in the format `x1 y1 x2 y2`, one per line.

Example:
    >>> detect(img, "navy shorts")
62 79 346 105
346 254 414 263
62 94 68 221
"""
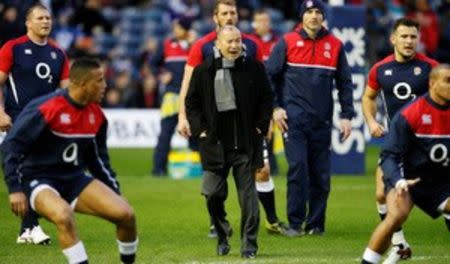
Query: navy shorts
23 173 94 211
385 178 450 219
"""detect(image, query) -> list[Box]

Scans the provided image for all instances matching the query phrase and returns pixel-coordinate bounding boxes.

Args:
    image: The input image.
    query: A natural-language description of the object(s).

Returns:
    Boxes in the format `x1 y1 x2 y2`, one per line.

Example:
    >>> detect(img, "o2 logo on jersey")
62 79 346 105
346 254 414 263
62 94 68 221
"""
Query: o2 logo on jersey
393 82 415 100
35 62 53 84
429 144 449 167
63 143 78 166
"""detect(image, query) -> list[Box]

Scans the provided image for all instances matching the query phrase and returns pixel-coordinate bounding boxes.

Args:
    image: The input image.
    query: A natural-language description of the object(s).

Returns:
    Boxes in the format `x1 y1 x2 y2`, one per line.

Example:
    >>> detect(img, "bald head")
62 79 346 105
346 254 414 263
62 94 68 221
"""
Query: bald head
429 64 450 105
216 25 242 60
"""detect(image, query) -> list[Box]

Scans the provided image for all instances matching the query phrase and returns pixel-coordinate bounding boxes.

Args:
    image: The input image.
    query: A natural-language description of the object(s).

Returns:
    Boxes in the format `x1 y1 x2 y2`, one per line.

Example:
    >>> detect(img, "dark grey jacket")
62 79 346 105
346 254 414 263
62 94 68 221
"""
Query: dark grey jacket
186 55 273 171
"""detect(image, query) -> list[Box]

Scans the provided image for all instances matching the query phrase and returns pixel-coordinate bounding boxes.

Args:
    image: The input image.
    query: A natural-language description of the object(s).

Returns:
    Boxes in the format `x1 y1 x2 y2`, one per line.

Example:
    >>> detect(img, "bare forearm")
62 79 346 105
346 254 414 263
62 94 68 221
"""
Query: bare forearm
178 65 194 119
362 95 378 124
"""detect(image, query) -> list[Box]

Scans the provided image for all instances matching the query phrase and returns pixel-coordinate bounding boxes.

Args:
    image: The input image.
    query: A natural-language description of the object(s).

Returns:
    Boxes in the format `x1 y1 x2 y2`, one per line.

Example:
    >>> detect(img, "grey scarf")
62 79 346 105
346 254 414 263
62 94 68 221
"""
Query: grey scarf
214 47 237 112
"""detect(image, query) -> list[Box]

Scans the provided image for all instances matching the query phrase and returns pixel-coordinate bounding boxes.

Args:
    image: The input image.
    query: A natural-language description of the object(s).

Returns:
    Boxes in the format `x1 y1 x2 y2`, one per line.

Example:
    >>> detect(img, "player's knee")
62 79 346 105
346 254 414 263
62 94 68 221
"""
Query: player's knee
385 210 408 229
116 205 136 226
53 206 75 229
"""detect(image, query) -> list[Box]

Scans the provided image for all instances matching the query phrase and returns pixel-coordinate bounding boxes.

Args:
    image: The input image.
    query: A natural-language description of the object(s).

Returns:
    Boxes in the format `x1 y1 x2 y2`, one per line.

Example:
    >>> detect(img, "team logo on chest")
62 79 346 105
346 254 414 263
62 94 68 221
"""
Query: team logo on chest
296 40 304 47
25 49 32 55
60 113 71 124
384 69 392 76
51 51 57 60
414 66 421 76
421 114 432 125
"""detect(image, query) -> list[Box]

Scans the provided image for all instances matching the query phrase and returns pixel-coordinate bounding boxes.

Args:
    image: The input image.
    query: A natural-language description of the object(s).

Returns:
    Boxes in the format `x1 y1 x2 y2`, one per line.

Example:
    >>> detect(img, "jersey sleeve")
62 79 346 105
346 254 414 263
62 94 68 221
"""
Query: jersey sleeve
335 47 356 120
380 113 413 188
186 40 204 67
367 64 380 91
86 118 120 194
1 104 47 193
0 41 14 74
266 37 287 108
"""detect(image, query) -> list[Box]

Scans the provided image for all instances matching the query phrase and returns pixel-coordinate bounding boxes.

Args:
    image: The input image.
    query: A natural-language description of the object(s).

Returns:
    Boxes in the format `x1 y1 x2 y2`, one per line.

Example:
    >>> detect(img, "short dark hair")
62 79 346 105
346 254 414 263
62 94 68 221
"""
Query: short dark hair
26 3 49 20
214 0 237 15
392 18 420 33
69 58 101 83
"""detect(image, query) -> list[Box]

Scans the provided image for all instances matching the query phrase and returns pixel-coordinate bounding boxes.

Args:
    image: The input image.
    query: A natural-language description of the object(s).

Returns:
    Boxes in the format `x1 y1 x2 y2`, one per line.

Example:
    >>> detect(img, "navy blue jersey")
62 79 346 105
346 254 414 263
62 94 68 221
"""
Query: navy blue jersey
367 53 438 120
0 35 70 120
187 31 263 67
2 90 118 194
150 38 190 94
380 94 450 188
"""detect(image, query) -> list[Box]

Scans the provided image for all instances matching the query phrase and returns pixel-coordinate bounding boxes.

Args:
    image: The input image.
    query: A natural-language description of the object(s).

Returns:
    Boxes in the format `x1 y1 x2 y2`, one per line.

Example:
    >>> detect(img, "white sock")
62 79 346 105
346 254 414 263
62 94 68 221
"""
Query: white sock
362 248 381 263
391 229 406 245
62 241 88 264
444 214 450 220
256 177 274 192
117 238 139 255
376 203 387 215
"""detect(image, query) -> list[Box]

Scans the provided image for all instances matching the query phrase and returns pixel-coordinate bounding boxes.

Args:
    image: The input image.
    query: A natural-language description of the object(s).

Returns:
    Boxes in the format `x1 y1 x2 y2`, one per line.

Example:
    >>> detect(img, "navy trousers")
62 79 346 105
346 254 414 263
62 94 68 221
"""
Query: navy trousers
285 113 331 232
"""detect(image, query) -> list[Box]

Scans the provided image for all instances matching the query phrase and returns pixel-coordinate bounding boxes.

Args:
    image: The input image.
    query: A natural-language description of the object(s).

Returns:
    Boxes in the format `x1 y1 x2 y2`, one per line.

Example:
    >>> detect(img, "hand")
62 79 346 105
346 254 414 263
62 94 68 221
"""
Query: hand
273 108 288 133
177 117 191 138
9 192 28 218
368 120 385 138
339 119 352 141
395 178 421 196
0 111 12 132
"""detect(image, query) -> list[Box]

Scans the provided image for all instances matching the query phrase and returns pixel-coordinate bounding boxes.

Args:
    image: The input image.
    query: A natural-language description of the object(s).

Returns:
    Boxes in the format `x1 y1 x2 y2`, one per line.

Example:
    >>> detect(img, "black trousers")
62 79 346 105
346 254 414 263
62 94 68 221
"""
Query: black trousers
201 150 259 254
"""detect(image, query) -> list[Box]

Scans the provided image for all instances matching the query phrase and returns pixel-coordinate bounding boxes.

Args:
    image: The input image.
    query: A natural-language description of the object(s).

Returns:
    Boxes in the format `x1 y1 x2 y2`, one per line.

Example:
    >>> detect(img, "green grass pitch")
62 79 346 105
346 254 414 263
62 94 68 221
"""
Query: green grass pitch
0 146 448 263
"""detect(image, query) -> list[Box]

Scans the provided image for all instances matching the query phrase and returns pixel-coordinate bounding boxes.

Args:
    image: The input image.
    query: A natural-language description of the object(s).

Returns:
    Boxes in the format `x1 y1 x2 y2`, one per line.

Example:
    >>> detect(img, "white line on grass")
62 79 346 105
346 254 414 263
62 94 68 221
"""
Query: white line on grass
183 255 450 264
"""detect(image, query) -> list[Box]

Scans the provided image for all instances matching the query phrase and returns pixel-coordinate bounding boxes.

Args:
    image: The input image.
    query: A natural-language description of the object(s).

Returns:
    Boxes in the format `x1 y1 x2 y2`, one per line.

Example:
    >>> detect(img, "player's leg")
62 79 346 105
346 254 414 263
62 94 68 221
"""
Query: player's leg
255 161 287 235
375 166 387 219
305 125 331 235
33 187 88 264
285 124 309 236
442 197 450 231
361 189 413 264
152 115 178 176
376 166 411 263
74 179 137 264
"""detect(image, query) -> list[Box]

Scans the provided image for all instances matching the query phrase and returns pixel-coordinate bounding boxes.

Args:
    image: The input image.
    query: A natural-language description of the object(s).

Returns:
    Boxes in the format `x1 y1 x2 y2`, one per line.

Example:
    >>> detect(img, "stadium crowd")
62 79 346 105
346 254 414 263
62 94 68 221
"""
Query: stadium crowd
1 0 449 110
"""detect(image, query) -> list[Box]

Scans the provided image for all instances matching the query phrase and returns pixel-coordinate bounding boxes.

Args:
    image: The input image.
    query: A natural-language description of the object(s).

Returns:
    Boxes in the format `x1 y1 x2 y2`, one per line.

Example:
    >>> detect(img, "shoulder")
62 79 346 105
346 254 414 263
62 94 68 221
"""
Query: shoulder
399 96 428 129
370 55 396 72
0 36 29 52
193 31 216 48
47 39 68 55
415 53 439 67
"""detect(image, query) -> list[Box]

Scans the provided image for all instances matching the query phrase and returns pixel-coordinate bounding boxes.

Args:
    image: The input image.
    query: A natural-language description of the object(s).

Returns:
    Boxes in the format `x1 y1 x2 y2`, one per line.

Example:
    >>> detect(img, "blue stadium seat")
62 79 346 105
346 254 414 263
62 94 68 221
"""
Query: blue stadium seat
122 7 145 24
102 7 119 22
266 8 284 24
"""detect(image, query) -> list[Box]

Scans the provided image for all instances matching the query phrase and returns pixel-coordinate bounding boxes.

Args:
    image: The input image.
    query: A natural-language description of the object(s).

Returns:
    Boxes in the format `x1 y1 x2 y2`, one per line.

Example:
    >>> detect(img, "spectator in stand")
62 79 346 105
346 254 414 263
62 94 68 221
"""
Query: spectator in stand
69 0 113 36
168 0 201 20
0 5 25 46
406 0 440 57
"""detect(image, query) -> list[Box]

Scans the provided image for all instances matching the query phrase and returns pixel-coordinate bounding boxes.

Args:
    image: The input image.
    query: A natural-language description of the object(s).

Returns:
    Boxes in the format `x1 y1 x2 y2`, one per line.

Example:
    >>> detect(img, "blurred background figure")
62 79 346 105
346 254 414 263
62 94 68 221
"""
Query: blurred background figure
151 17 195 176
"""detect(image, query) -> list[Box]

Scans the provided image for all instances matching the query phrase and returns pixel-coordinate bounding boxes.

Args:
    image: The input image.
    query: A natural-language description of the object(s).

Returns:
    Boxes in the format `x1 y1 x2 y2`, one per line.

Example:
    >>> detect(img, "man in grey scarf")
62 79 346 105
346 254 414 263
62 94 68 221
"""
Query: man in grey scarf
186 25 273 259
